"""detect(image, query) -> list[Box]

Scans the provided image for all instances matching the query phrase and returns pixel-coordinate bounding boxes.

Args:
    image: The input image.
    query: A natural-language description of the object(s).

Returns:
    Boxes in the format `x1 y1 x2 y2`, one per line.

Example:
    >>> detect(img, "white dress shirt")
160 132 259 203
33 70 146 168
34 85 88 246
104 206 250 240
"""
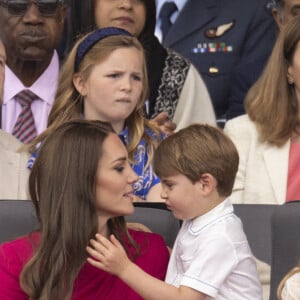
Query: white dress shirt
166 198 262 299
2 51 59 135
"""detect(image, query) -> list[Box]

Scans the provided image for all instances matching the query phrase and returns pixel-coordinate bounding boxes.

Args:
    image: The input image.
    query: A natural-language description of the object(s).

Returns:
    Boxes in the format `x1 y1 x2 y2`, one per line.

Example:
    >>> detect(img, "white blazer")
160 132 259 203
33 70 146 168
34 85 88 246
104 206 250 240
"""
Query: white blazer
224 115 288 205
0 130 30 200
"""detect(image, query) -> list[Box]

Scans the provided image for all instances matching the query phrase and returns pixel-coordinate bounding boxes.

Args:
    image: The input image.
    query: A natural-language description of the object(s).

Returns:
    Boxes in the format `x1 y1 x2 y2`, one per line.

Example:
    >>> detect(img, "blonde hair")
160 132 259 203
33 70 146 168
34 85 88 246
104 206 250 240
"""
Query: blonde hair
245 15 300 146
30 31 160 165
154 124 239 197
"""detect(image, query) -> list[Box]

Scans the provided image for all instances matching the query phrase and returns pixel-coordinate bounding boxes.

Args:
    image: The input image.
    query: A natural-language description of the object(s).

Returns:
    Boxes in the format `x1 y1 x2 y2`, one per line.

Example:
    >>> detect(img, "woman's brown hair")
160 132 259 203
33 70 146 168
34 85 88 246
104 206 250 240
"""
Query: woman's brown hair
21 120 138 299
245 15 300 146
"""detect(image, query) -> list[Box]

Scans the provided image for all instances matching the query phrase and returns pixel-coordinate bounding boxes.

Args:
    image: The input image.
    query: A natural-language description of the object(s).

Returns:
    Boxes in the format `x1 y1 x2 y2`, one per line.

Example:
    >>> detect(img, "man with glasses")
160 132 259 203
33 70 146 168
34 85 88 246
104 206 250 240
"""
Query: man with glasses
0 0 66 143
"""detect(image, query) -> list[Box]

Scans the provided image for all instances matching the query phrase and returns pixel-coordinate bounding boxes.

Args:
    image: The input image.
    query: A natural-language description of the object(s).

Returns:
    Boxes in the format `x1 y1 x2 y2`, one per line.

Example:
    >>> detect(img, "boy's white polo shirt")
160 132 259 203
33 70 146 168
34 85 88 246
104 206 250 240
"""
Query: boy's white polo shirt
165 198 262 299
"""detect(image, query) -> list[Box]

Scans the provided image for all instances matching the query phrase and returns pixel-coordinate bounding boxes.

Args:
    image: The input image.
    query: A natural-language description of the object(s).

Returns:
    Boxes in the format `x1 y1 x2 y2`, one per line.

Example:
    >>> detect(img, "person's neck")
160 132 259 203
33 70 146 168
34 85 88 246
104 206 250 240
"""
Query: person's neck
97 218 109 238
7 54 53 87
111 122 125 134
207 195 225 211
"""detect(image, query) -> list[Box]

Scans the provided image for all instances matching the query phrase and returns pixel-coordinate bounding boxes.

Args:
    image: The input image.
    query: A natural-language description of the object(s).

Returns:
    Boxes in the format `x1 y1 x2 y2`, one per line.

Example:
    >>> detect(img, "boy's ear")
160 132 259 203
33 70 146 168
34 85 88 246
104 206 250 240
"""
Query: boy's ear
198 173 217 196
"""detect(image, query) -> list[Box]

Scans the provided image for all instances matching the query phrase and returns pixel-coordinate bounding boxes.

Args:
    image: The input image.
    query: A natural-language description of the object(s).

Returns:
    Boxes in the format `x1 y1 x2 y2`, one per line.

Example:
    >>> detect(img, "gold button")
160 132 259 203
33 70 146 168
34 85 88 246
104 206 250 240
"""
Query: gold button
209 67 219 74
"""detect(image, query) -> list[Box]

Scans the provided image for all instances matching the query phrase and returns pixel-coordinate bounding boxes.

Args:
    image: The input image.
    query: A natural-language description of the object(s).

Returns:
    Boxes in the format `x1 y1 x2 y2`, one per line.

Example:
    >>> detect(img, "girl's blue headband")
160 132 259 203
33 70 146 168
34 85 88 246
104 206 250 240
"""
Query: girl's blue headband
75 27 133 71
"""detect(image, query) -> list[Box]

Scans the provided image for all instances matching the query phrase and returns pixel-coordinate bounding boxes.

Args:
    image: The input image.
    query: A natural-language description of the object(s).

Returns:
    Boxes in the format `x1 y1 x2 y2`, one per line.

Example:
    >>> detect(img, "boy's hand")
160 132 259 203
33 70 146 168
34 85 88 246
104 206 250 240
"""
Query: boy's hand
86 234 131 276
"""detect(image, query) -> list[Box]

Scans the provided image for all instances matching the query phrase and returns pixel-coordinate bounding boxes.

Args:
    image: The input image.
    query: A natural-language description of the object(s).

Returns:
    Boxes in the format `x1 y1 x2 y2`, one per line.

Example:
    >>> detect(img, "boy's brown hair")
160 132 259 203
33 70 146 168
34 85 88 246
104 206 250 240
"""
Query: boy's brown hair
154 124 239 197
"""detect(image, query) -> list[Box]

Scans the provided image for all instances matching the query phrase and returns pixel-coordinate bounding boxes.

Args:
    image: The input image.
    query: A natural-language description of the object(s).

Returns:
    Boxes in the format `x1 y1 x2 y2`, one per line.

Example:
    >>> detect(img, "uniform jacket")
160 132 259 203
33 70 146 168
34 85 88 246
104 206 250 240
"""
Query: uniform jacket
163 0 277 120
224 115 288 205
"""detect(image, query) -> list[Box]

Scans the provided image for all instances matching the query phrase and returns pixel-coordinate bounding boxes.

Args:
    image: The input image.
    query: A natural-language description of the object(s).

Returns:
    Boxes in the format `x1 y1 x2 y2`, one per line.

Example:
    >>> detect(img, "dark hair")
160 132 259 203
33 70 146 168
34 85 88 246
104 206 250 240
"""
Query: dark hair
154 124 239 197
21 120 139 299
69 0 155 42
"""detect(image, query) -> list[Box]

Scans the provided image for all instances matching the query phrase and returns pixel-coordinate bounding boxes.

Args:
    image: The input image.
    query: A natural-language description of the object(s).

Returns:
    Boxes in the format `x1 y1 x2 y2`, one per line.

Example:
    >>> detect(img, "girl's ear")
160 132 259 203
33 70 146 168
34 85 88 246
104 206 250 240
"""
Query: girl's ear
198 173 217 196
73 74 87 96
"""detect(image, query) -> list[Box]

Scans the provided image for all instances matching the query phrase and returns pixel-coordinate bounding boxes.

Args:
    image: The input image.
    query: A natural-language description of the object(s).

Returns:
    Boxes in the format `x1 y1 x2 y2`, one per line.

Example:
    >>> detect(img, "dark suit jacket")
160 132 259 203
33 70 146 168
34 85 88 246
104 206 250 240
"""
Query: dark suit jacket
162 0 276 120
227 52 271 120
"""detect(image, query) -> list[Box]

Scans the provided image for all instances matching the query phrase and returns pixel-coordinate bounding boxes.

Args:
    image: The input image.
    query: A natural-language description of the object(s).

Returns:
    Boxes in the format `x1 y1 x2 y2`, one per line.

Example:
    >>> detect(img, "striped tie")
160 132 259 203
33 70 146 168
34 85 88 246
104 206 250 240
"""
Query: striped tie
12 89 37 144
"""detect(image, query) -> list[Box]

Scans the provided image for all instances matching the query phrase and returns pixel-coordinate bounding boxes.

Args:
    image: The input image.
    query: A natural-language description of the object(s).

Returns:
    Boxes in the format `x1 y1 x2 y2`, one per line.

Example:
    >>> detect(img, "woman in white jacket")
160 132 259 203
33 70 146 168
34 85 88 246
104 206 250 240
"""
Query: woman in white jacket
224 15 300 205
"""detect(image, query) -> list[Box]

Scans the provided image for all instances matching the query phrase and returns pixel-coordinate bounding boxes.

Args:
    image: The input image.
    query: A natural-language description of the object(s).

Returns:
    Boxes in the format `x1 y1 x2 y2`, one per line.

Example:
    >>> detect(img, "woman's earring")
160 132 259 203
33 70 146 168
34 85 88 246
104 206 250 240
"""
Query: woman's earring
288 77 294 85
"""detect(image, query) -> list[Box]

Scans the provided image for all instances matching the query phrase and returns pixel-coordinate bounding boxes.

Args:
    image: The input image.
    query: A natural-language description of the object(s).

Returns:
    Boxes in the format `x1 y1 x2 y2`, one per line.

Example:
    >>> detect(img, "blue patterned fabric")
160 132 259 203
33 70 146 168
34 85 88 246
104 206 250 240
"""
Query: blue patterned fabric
27 151 37 169
119 127 164 200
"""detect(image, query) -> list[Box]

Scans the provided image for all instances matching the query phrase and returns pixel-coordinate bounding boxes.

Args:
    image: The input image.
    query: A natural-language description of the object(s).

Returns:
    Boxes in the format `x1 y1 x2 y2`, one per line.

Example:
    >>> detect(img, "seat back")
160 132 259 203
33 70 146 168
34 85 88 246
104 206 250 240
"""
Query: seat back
269 201 300 300
0 201 275 261
126 202 181 248
233 204 277 265
0 200 180 248
0 200 38 244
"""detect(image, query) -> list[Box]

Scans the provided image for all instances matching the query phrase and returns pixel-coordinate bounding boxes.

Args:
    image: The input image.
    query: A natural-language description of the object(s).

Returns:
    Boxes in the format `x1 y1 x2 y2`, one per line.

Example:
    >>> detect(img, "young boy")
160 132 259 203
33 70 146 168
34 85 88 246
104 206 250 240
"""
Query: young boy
86 124 262 300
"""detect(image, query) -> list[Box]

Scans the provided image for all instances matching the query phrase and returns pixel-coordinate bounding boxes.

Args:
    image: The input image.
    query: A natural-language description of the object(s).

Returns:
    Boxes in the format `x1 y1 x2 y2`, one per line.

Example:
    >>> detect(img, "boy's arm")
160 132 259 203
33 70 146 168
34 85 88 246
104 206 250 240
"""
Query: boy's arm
86 234 206 300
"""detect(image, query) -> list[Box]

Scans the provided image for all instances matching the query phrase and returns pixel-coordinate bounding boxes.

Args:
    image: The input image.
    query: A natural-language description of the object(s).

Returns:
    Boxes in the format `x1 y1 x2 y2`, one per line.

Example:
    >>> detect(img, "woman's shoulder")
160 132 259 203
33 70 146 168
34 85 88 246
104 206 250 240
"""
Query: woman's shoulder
224 114 258 138
0 233 39 279
0 232 39 262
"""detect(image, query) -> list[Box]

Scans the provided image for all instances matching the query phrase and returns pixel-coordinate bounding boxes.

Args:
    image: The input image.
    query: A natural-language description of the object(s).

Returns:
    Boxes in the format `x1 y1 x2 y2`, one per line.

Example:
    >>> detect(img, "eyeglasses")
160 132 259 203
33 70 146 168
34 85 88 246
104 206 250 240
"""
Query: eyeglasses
0 0 63 16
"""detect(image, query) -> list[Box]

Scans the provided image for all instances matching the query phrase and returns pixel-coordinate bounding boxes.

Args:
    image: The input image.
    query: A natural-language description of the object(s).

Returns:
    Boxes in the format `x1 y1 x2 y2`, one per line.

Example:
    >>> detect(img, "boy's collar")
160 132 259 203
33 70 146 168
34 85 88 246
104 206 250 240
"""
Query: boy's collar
188 198 233 235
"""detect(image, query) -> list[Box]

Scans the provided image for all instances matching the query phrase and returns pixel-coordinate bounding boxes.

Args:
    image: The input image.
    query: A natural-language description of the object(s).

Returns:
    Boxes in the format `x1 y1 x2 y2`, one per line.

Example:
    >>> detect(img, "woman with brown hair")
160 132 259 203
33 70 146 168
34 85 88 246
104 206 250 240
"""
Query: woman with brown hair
0 120 169 299
224 15 300 205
